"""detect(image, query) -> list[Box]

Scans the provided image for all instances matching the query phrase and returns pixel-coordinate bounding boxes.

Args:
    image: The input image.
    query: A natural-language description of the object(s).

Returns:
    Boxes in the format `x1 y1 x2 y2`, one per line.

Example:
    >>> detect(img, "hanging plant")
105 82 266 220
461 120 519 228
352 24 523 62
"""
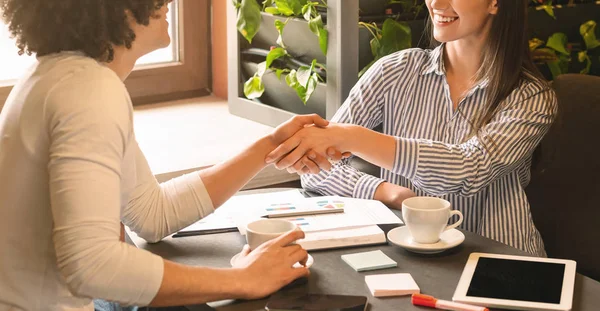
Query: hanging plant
530 20 599 78
238 0 328 105
359 18 412 77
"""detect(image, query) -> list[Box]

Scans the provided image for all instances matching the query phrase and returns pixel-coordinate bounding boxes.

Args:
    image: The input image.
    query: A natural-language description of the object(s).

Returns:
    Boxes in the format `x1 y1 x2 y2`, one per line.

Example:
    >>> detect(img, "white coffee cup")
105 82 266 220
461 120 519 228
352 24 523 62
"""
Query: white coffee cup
245 219 298 250
402 197 463 244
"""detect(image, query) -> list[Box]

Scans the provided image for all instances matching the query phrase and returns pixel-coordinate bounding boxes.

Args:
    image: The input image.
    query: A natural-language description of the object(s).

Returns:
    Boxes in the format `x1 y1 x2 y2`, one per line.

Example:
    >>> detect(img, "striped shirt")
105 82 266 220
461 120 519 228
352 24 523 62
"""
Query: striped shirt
302 45 557 256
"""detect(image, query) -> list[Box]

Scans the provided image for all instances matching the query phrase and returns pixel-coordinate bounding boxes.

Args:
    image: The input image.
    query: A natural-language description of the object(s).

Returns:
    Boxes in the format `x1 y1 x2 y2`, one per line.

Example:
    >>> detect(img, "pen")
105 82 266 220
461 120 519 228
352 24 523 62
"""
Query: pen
260 208 344 218
412 294 489 311
172 227 239 237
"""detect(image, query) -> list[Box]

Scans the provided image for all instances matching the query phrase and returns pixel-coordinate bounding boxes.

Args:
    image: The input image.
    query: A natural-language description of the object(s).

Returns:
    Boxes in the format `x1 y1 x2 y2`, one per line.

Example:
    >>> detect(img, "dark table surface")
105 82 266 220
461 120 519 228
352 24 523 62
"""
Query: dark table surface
128 190 600 311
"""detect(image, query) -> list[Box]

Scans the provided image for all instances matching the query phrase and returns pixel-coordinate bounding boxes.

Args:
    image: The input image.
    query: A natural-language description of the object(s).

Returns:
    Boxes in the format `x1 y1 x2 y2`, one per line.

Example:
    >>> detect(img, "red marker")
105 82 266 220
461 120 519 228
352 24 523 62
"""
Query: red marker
412 294 489 311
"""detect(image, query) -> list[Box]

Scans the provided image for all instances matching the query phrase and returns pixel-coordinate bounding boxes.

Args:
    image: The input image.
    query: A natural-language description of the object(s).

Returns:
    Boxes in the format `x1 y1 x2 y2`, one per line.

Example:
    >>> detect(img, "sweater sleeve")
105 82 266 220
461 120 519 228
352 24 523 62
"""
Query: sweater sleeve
46 70 164 306
121 142 215 243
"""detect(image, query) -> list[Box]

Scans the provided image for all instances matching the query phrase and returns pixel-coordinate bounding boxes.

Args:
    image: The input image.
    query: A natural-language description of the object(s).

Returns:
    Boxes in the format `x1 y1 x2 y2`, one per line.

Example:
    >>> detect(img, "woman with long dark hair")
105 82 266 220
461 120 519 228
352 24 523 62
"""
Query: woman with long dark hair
269 0 557 257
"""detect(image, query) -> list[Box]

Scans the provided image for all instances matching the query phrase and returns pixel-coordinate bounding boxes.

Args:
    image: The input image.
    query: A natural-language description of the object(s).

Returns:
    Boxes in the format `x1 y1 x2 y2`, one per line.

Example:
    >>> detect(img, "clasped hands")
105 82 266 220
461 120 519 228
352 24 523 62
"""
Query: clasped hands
265 114 352 174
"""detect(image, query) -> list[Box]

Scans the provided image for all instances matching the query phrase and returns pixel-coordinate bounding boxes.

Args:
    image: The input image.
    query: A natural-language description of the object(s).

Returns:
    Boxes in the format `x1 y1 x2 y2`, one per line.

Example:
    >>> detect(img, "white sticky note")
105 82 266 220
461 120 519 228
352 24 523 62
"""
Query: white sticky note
365 273 420 297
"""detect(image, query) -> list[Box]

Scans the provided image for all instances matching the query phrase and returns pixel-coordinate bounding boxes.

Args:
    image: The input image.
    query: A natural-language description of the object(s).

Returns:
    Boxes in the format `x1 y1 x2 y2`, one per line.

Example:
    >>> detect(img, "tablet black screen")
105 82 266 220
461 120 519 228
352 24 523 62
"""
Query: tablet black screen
466 257 565 304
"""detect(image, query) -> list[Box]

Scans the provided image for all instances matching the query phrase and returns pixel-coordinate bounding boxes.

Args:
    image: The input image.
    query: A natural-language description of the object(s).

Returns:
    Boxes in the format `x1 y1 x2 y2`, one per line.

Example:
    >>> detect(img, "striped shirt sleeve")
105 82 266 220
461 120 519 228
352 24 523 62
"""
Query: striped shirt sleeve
393 84 558 197
302 52 409 199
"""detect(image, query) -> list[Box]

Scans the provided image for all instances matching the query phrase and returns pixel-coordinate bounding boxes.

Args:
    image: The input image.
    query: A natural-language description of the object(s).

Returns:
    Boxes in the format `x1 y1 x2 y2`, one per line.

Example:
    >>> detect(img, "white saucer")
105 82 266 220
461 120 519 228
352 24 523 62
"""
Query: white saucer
387 226 465 254
230 253 314 268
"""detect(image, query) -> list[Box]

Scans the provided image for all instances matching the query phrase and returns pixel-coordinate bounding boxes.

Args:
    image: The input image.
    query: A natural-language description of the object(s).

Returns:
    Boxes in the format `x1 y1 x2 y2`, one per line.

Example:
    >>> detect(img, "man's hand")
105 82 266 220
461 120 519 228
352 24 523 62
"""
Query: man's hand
287 148 352 175
374 182 417 210
266 123 352 169
234 230 310 300
269 114 329 147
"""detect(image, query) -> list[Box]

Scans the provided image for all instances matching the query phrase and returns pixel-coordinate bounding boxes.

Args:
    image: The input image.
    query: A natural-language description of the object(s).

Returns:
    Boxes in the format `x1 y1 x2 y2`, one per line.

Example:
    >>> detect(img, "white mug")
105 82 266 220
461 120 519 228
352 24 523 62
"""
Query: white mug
245 219 297 250
402 197 463 244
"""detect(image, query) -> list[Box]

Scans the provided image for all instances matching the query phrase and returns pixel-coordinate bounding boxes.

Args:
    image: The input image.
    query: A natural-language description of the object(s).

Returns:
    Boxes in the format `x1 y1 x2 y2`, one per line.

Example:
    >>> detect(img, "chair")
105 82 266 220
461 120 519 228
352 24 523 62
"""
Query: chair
348 74 600 281
527 73 600 281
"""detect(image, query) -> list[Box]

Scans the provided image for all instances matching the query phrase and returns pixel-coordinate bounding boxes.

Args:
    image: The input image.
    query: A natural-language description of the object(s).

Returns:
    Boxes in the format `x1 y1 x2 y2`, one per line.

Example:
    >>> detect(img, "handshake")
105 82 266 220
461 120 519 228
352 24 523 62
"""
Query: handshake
264 114 353 175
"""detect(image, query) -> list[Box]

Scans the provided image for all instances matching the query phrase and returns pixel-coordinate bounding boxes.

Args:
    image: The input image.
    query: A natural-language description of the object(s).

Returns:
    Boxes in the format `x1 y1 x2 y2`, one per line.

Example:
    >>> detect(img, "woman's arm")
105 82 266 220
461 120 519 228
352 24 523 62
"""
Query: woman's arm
295 51 413 200
270 85 558 197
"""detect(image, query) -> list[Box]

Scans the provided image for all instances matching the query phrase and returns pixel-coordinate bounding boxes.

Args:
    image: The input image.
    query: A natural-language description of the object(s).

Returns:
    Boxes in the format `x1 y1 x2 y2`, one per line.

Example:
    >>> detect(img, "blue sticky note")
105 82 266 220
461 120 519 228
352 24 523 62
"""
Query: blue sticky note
341 250 397 272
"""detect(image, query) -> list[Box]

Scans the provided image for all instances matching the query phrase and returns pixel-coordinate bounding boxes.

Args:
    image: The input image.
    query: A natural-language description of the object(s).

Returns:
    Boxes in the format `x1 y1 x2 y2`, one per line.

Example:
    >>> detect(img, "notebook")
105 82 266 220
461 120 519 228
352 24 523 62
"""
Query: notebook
341 250 397 272
298 225 387 251
365 273 421 297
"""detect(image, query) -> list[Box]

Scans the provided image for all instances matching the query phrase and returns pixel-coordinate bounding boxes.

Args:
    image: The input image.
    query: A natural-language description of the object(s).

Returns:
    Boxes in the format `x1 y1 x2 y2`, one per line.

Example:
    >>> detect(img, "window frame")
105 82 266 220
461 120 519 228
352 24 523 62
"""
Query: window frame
0 0 211 109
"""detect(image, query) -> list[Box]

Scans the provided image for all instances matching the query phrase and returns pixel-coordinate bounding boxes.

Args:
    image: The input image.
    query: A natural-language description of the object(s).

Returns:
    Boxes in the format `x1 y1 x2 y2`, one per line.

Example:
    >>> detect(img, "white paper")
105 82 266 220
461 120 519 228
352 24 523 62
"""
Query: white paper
179 189 305 234
177 190 403 237
178 213 237 233
237 196 402 235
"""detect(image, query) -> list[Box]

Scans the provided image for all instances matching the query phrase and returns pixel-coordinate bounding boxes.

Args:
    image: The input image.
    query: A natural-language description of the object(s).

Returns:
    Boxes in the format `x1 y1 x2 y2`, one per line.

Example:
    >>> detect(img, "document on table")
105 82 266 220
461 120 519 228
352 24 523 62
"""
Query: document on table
177 189 305 234
243 196 402 234
177 190 403 236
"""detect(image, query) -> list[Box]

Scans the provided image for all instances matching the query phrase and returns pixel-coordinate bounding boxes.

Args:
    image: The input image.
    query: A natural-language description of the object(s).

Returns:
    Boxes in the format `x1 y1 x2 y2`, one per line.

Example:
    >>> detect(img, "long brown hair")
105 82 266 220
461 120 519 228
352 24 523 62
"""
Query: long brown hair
428 0 548 147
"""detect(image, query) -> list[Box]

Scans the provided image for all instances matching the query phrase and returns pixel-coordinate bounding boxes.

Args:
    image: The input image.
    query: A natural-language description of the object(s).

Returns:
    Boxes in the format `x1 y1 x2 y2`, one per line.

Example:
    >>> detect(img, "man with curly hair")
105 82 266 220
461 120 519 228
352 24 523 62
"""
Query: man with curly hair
0 1 339 310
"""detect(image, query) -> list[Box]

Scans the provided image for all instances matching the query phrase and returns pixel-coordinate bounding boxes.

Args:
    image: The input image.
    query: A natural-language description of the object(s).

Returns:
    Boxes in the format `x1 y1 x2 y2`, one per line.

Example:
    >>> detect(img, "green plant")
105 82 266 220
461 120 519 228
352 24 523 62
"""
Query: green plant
359 19 412 77
530 20 600 78
235 0 421 105
235 0 327 104
388 0 426 20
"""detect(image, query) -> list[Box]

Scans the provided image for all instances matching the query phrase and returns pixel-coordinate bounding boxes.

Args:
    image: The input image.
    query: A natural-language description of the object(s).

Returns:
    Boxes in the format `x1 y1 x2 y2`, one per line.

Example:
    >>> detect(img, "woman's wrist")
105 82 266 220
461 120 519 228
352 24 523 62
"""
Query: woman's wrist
337 124 362 152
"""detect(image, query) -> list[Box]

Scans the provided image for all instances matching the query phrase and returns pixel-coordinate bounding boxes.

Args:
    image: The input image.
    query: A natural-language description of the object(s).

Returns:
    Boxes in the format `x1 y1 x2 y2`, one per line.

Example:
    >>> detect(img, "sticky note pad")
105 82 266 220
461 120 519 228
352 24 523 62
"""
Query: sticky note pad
341 250 397 272
365 273 420 297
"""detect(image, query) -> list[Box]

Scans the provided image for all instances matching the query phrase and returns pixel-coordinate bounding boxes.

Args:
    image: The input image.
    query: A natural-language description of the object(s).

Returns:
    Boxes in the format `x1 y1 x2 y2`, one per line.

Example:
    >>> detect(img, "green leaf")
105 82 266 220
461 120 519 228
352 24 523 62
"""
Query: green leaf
257 61 267 77
302 4 313 21
578 50 592 74
542 4 555 19
580 20 600 50
262 0 273 10
287 0 306 15
547 61 562 80
236 0 262 43
266 47 287 68
370 37 380 58
377 19 411 57
546 33 570 55
274 0 304 16
529 38 545 51
244 75 265 99
232 0 241 10
300 73 319 104
265 7 281 14
274 19 288 47
275 69 288 79
286 63 318 104
285 69 299 87
318 28 328 56
308 15 323 36
296 66 312 87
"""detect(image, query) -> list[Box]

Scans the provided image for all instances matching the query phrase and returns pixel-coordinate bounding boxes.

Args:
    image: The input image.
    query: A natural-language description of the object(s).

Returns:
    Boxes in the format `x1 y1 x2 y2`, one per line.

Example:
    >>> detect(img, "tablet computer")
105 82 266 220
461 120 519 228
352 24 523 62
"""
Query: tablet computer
453 253 577 311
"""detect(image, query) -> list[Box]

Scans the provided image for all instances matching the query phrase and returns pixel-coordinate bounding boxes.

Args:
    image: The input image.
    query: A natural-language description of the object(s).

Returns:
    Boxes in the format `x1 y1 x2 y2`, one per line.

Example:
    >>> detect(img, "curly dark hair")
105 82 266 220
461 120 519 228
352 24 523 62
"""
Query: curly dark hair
1 0 171 62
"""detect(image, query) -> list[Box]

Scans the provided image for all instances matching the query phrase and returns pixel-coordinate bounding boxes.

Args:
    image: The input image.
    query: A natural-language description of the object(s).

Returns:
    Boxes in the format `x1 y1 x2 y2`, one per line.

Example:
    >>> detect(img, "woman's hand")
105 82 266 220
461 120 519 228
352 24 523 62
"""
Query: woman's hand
234 230 310 300
266 123 353 170
269 114 329 147
287 147 352 175
374 182 417 210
